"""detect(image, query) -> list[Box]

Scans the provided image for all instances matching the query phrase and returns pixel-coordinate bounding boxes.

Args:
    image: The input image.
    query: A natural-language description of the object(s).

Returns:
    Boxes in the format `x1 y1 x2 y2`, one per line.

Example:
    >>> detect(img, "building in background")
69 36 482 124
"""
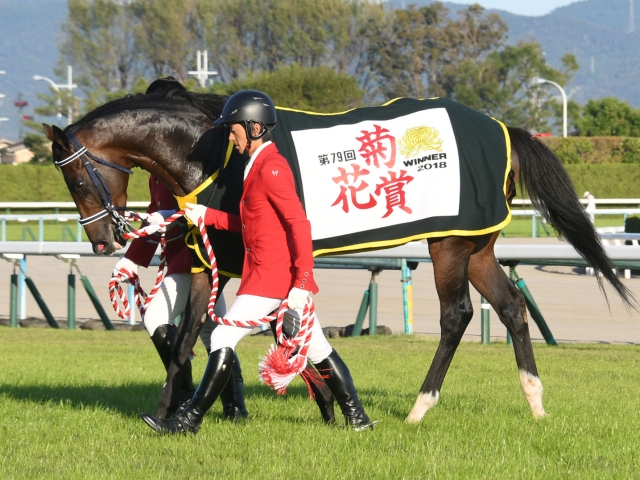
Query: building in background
0 140 33 164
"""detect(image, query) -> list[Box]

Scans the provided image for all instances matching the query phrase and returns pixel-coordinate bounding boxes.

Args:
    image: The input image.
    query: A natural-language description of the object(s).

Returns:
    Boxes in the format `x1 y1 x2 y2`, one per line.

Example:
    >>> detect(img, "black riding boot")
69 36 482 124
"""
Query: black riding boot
150 324 196 415
218 352 249 420
140 347 234 434
314 349 374 430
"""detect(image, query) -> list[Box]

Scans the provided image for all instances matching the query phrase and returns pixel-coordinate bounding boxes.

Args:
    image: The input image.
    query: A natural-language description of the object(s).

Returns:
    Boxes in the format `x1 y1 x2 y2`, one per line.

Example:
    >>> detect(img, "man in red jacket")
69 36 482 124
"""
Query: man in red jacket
140 90 373 434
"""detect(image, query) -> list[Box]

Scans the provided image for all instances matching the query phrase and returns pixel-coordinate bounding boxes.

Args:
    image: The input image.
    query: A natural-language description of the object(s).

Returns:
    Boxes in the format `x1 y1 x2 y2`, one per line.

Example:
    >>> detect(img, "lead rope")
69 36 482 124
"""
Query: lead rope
194 214 317 395
109 210 316 395
109 211 184 321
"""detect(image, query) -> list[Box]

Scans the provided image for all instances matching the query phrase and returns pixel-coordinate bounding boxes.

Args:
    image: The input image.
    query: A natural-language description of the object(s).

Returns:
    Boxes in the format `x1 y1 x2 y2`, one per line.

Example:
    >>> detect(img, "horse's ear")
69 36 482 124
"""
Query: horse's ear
43 124 71 151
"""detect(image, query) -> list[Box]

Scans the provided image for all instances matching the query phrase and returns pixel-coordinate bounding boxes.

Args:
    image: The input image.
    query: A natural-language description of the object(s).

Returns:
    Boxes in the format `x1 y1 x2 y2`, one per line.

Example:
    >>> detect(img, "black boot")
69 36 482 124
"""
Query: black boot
307 363 336 424
150 324 196 416
140 347 234 434
219 352 249 420
314 349 374 430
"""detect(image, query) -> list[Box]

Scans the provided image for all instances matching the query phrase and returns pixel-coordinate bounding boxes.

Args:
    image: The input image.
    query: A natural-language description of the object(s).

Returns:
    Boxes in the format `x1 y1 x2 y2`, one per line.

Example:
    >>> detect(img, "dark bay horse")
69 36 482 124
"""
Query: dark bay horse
43 86 334 420
44 86 635 423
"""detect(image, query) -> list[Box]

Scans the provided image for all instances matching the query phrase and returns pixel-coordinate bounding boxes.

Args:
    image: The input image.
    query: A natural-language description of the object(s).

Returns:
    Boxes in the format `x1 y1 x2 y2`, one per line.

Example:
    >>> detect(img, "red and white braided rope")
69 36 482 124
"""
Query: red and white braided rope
192 215 315 394
108 211 184 320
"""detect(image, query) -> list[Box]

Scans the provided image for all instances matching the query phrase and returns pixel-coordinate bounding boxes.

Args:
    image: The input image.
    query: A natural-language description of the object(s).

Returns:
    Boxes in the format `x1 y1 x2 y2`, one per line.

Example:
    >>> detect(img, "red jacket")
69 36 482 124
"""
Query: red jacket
205 142 318 298
125 175 192 275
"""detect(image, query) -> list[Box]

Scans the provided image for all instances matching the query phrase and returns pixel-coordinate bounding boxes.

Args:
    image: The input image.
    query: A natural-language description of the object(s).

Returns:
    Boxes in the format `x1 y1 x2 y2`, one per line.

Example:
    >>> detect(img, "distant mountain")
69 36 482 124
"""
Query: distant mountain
0 0 638 142
395 0 640 107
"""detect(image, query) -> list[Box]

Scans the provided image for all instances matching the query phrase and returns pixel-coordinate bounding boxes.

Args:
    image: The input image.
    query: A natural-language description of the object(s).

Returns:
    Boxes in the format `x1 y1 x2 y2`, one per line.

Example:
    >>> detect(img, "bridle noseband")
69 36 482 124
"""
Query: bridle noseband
57 132 134 236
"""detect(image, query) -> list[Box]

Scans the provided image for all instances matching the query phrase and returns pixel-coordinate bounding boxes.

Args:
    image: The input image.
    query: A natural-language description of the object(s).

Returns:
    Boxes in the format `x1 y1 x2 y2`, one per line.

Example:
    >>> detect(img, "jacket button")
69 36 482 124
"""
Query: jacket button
302 279 306 283
299 284 305 288
242 224 245 229
246 247 251 252
155 179 159 184
157 201 161 206
241 200 245 204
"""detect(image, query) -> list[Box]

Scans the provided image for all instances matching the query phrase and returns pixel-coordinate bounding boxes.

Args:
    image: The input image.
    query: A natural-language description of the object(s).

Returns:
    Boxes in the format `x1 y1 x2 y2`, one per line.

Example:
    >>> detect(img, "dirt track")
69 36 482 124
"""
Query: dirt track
1 237 639 344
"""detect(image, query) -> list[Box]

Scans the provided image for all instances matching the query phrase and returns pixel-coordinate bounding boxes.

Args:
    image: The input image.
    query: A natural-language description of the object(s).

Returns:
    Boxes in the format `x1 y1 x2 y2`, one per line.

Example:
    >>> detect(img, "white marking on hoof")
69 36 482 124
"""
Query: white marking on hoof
519 370 547 419
405 391 439 423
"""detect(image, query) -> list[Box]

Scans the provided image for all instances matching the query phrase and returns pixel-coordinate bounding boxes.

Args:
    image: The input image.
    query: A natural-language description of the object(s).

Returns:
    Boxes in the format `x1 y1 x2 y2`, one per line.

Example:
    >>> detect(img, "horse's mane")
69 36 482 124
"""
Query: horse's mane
66 87 228 133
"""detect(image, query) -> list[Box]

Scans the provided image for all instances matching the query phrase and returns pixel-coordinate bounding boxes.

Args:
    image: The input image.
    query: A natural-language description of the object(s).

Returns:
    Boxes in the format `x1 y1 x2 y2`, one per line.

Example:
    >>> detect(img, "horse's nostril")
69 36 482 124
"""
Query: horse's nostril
96 243 106 252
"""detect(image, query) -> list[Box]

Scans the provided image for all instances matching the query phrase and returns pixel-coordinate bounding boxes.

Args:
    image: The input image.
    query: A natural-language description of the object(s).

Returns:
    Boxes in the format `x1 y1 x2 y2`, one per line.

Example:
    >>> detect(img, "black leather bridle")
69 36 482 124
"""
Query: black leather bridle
57 132 134 236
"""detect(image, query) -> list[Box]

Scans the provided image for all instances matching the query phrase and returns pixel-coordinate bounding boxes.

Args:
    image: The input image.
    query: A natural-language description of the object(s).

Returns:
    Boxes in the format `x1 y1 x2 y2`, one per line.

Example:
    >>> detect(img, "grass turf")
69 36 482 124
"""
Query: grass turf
1 330 639 479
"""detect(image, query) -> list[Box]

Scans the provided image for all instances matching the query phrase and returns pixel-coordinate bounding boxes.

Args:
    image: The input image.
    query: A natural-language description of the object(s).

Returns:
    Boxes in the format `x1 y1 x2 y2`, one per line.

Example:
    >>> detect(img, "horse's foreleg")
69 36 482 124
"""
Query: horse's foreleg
468 240 546 419
406 237 475 423
156 273 227 418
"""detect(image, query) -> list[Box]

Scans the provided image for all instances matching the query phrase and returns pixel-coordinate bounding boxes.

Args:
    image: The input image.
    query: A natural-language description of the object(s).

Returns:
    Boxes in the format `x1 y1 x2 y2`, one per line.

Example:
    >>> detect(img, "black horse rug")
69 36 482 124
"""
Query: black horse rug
272 97 512 256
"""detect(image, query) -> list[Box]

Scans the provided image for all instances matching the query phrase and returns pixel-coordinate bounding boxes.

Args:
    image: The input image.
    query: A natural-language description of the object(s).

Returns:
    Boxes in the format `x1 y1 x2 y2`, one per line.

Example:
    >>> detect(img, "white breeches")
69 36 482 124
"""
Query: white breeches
143 273 226 347
210 294 333 364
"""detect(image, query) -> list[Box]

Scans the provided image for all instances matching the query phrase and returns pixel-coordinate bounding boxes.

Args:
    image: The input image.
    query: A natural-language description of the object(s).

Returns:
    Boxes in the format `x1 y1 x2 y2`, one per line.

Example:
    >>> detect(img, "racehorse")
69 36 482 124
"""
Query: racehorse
44 84 635 423
43 84 335 421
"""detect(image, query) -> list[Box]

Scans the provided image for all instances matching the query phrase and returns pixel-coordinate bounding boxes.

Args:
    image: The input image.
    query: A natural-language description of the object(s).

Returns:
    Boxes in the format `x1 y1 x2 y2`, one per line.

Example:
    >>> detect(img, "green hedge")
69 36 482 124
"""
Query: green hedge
0 164 151 202
1 162 638 202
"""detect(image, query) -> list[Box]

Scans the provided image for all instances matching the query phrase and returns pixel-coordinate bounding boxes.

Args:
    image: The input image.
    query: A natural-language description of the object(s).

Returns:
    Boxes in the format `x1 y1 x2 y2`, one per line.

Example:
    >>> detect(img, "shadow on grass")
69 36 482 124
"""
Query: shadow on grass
0 381 412 421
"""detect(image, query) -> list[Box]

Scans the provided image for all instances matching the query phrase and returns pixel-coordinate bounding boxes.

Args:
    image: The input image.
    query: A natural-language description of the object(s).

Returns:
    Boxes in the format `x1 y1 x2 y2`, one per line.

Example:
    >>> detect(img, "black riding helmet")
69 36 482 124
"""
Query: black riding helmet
214 89 277 140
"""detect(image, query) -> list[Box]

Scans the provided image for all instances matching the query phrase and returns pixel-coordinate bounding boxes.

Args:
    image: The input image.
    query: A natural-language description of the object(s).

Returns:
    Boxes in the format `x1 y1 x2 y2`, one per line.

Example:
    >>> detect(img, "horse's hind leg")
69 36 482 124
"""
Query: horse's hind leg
468 235 546 419
406 237 475 423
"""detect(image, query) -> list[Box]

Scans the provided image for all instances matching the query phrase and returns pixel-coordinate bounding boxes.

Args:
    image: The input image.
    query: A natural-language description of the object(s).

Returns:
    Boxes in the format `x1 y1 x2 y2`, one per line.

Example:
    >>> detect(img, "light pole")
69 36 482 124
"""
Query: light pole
532 76 567 138
33 66 78 125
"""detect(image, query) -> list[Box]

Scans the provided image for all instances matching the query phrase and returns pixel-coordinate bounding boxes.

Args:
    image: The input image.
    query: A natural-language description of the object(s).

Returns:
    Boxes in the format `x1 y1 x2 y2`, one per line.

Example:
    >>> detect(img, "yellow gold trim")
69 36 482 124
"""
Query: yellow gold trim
174 175 216 211
275 97 441 117
191 266 205 273
492 117 513 224
219 270 241 278
312 213 512 258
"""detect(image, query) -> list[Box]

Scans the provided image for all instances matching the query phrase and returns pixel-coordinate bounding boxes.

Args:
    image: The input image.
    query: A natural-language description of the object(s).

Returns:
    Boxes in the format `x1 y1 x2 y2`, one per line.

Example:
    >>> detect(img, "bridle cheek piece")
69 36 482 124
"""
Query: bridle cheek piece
57 132 134 237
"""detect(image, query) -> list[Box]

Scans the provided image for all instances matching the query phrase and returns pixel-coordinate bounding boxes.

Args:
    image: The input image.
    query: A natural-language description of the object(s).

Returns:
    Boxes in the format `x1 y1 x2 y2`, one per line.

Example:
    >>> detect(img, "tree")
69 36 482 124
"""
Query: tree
58 0 141 93
453 42 578 132
576 97 640 137
198 0 382 92
210 64 363 112
367 3 507 101
23 133 53 163
130 0 200 82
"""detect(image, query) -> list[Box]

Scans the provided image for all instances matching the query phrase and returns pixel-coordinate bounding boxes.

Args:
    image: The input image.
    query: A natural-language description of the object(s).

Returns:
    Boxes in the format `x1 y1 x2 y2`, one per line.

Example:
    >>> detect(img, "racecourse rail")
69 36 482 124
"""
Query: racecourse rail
2 200 639 342
2 240 640 346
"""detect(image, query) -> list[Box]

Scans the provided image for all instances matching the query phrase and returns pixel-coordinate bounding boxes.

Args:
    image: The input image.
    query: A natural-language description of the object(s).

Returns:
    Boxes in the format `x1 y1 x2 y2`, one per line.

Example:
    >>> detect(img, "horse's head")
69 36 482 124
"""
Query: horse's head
44 123 133 255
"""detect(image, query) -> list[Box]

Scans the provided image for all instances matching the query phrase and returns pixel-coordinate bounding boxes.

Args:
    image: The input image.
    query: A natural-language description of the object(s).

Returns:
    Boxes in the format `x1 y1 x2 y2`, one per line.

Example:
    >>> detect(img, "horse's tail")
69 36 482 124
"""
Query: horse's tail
507 126 636 309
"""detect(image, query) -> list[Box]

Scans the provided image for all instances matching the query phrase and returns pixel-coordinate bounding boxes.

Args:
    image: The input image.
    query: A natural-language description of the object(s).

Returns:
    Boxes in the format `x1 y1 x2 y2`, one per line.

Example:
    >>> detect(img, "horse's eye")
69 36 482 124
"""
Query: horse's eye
77 181 86 192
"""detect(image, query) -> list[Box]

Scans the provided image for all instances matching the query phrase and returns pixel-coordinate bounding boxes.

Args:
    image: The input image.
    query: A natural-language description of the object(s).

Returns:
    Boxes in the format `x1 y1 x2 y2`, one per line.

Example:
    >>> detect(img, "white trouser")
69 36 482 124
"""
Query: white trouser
210 294 333 364
143 273 226 345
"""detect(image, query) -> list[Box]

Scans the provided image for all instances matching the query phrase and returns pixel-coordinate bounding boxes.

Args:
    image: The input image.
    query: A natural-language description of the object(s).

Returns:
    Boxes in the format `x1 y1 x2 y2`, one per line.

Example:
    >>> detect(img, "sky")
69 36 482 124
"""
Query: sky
446 0 584 16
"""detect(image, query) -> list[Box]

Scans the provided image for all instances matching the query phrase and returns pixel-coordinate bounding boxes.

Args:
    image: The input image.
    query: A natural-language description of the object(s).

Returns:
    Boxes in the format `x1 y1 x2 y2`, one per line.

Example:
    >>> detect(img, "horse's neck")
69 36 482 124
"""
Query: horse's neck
125 127 211 197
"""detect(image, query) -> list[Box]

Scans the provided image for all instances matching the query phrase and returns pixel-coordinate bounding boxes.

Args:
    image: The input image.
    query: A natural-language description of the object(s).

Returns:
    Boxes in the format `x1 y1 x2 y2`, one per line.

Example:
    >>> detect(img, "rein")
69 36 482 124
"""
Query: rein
58 132 134 236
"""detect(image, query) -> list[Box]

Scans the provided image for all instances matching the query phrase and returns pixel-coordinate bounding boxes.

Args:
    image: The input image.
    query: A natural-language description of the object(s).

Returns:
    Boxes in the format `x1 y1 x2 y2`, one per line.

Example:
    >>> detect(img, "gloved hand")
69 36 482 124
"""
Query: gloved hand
184 202 208 226
112 257 139 282
287 287 310 311
138 210 176 225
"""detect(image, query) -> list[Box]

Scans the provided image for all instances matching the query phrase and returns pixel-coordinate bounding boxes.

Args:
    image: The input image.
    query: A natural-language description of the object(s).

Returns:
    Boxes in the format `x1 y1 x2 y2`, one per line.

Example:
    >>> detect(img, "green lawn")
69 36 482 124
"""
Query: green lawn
1 330 639 479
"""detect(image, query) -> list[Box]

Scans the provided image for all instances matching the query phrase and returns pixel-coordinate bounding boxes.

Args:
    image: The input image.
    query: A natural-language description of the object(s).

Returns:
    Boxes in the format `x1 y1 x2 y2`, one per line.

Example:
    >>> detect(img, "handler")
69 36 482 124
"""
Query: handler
113 77 248 420
140 90 374 434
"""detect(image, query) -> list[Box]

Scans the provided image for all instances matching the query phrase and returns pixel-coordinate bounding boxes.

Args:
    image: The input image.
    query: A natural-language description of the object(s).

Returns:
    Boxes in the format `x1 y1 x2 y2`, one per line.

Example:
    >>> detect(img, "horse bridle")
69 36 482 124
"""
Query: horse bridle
57 132 134 236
